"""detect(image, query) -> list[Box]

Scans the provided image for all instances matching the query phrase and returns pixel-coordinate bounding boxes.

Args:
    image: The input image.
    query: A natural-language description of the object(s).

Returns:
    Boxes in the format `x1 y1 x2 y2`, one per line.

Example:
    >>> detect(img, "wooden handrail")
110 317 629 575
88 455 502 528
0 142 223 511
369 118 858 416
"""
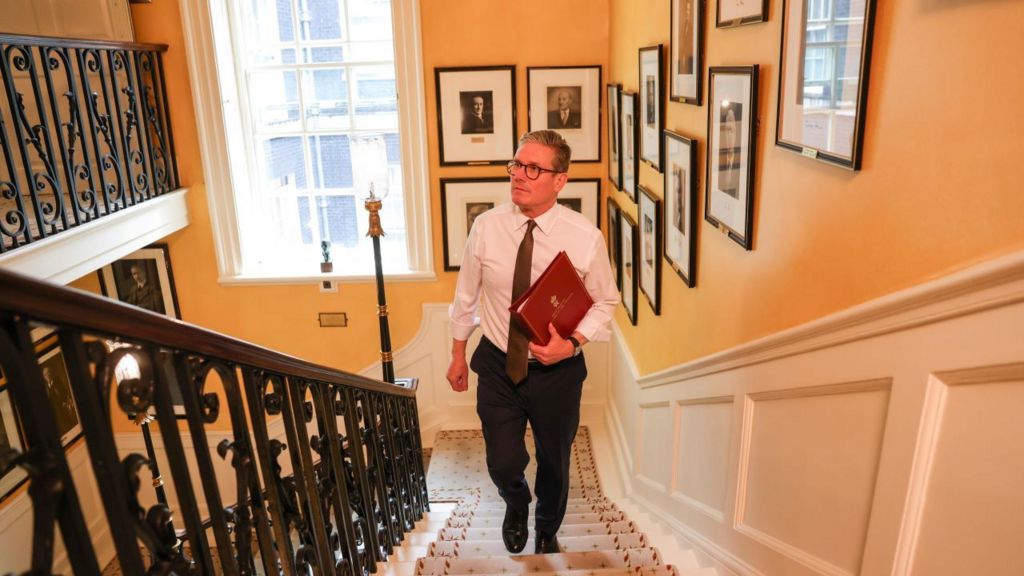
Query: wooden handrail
0 266 416 397
0 32 168 52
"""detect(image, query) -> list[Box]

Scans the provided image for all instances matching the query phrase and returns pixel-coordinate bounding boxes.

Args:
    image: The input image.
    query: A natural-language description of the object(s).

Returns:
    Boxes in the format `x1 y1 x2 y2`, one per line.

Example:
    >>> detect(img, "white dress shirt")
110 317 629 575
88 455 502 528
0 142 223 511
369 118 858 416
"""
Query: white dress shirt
450 202 620 353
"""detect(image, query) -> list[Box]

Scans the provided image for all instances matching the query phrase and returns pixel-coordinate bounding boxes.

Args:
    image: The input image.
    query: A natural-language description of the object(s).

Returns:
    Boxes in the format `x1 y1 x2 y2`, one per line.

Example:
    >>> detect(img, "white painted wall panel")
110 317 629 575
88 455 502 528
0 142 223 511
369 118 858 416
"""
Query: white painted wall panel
638 403 672 491
739 383 890 575
674 399 732 520
909 370 1024 576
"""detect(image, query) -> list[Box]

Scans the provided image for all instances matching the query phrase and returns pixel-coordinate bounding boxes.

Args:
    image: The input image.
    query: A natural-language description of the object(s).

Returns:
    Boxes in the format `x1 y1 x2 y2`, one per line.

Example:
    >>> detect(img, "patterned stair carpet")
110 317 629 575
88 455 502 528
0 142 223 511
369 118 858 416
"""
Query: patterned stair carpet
418 427 691 576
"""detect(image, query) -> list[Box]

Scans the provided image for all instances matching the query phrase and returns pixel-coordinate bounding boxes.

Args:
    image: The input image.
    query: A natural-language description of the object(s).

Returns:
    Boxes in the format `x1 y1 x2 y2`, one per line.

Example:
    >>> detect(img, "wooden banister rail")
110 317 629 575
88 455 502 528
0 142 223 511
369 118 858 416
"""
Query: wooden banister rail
0 266 428 575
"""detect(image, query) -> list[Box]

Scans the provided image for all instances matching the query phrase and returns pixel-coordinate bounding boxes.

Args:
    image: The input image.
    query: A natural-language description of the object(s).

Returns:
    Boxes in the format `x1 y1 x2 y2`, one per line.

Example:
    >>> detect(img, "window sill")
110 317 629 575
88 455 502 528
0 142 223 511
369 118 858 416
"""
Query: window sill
217 270 438 286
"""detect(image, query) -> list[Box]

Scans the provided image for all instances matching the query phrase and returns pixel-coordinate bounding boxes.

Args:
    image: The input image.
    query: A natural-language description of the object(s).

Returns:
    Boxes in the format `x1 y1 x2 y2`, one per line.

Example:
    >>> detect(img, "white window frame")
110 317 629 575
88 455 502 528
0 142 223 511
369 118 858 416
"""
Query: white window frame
179 0 434 284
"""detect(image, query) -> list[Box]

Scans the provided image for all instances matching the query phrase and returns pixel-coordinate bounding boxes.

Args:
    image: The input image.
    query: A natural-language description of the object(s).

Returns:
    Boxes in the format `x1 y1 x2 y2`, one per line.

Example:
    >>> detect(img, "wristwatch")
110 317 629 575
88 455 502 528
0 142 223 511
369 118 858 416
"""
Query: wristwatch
567 335 582 357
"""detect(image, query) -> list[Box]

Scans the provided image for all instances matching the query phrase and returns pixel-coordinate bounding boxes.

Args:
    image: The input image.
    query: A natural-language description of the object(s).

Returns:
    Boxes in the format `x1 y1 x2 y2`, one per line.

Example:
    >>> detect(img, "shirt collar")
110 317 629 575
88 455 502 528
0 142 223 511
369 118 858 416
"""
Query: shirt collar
512 203 561 236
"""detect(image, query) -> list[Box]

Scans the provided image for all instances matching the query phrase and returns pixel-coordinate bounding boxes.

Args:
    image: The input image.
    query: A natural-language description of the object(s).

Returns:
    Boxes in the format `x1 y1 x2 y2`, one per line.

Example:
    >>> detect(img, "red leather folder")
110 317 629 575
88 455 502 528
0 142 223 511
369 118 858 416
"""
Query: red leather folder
508 251 594 345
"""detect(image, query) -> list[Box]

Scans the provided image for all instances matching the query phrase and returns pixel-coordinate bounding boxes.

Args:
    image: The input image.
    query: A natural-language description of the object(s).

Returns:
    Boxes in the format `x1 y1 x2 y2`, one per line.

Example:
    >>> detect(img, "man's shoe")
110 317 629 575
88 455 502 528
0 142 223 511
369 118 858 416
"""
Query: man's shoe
502 504 529 553
534 531 560 554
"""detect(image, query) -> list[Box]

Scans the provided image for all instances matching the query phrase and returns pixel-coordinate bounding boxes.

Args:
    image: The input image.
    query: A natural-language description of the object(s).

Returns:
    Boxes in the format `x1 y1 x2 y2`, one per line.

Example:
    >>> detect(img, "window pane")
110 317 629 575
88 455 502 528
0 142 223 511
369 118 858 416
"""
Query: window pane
309 135 352 190
314 195 358 246
351 65 397 130
303 69 350 130
260 136 308 190
348 0 393 42
300 0 344 42
297 196 313 244
250 70 301 132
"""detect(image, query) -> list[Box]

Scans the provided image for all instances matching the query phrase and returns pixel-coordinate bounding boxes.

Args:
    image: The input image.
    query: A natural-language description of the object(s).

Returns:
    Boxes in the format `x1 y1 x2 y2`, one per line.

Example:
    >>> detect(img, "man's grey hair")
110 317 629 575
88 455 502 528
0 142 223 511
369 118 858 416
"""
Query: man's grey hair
518 130 572 173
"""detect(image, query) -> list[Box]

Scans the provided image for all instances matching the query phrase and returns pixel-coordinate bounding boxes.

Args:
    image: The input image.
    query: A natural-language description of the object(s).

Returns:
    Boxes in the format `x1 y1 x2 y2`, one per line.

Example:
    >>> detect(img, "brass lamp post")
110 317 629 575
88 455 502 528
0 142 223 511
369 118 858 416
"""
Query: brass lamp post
364 183 394 384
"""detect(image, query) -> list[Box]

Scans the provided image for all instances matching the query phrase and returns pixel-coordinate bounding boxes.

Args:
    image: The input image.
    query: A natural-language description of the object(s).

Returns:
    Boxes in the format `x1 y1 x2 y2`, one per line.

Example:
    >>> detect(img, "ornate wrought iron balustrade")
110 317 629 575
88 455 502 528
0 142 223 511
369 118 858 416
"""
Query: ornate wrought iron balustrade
0 267 428 575
0 34 179 254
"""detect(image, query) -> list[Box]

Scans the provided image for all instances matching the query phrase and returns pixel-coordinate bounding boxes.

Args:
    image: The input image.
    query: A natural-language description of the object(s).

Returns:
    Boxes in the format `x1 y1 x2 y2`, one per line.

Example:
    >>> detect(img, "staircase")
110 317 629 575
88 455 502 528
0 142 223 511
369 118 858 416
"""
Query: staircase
374 428 717 576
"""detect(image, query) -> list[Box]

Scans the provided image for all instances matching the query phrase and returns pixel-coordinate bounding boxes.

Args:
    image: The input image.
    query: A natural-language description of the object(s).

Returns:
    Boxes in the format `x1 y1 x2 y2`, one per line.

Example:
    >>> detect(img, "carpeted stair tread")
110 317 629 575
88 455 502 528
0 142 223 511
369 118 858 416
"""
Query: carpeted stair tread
428 534 648 557
422 567 681 576
422 428 713 576
438 521 638 541
453 501 617 517
445 510 625 529
415 547 664 575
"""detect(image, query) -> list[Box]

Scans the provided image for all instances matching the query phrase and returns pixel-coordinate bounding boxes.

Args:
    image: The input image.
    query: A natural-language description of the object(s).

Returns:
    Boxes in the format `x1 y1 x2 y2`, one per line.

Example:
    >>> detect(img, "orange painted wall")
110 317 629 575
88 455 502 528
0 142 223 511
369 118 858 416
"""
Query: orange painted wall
609 0 1024 373
121 0 609 373
122 0 1023 378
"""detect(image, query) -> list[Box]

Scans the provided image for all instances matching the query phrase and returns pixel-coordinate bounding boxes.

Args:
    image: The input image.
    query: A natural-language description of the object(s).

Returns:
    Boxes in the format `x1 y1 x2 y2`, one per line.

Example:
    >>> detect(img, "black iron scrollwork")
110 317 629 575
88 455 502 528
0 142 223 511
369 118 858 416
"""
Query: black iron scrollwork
0 35 179 253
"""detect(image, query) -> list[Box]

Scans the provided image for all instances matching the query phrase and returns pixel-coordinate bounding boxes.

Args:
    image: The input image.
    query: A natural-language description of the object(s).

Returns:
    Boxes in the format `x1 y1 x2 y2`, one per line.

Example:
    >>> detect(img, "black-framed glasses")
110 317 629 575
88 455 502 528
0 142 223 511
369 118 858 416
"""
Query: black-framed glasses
506 160 563 180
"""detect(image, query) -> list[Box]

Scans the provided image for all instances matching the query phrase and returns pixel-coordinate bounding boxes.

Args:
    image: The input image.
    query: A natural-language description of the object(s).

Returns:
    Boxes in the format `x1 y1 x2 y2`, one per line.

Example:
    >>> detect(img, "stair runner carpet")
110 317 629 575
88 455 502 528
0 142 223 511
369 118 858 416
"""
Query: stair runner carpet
418 427 680 576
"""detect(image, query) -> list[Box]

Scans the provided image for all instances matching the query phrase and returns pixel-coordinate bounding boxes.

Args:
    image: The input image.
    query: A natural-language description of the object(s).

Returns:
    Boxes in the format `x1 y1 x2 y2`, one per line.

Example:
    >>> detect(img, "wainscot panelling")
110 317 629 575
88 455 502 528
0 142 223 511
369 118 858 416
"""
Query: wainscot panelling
636 402 672 492
737 380 891 576
673 397 733 522
604 250 1024 576
896 363 1024 576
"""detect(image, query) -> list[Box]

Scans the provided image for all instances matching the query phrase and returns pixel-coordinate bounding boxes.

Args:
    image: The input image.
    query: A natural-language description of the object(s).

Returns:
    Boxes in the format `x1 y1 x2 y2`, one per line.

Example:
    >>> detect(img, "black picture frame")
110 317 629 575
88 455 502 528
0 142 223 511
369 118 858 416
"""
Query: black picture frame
663 130 698 287
705 65 758 250
33 334 82 449
99 243 181 318
559 179 602 228
620 90 639 203
440 178 508 271
775 0 877 170
716 0 768 28
607 83 622 189
527 65 602 162
638 186 663 315
620 211 639 326
670 0 704 105
639 45 664 171
435 66 517 166
0 383 28 503
606 197 622 290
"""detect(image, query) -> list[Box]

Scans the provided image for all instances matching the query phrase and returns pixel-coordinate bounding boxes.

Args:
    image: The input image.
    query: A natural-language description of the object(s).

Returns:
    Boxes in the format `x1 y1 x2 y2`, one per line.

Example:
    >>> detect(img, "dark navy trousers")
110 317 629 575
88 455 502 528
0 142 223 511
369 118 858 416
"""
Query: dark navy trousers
471 336 586 534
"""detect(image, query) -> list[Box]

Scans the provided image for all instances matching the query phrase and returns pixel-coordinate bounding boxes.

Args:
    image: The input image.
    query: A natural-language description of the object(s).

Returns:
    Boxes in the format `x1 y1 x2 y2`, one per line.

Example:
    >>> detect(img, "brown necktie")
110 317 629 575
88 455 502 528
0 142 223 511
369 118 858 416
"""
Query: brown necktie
505 220 536 384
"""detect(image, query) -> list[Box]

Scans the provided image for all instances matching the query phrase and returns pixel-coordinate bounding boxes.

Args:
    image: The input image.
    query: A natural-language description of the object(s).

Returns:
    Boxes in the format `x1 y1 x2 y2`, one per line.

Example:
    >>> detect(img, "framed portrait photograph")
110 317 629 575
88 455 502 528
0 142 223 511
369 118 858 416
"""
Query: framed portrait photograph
528 66 602 162
33 335 82 449
607 83 622 189
639 46 664 171
717 0 768 27
663 130 698 287
670 0 704 105
435 66 517 166
606 197 622 290
776 0 877 170
706 66 758 250
99 244 181 317
620 211 639 326
638 186 662 315
558 179 601 226
440 178 507 271
619 90 639 202
0 383 28 502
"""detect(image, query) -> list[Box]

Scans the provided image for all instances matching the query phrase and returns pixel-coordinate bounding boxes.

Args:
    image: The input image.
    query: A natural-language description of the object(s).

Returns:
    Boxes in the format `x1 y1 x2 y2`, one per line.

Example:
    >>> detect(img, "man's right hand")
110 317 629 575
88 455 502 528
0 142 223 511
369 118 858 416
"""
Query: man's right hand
447 356 469 392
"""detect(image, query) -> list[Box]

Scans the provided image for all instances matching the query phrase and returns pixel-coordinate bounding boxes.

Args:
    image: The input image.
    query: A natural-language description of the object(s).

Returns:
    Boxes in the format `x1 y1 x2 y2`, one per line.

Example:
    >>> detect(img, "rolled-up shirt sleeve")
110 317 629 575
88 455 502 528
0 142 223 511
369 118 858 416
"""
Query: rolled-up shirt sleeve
448 221 484 340
575 233 619 342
